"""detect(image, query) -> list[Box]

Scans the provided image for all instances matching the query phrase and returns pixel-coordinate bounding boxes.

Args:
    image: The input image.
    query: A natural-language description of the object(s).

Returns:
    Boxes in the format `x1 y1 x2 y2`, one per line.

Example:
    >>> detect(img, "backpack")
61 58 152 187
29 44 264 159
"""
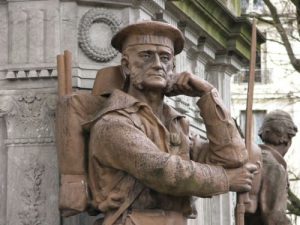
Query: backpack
56 65 125 217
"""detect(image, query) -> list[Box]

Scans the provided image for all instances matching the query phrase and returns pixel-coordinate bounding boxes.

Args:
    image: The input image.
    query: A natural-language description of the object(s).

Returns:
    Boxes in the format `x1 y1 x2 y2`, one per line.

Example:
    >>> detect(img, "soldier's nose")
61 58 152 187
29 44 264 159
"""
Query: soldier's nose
152 53 163 69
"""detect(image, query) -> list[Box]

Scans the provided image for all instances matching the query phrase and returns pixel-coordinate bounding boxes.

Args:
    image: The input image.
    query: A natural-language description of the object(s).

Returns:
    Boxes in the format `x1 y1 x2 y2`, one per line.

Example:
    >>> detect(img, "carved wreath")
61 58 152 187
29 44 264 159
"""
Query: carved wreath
78 8 120 62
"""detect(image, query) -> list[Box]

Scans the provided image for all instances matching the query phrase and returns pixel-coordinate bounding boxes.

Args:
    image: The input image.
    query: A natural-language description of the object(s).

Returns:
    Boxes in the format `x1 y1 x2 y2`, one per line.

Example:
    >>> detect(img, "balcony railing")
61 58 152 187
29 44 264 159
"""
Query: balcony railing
233 68 272 84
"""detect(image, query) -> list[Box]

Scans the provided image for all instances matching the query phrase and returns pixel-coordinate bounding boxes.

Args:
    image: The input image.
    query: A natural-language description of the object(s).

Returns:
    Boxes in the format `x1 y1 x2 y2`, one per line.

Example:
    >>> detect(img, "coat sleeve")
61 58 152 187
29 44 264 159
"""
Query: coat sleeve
89 112 229 197
194 88 248 168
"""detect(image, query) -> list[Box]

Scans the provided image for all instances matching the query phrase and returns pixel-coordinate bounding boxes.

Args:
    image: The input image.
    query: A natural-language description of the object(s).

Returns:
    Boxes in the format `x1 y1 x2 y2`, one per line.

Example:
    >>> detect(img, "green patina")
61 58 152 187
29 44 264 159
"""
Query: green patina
231 0 241 15
169 0 265 60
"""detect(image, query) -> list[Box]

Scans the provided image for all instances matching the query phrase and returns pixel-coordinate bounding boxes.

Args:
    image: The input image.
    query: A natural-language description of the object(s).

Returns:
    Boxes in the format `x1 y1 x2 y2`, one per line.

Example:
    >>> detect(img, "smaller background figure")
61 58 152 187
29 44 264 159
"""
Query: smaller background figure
245 109 298 225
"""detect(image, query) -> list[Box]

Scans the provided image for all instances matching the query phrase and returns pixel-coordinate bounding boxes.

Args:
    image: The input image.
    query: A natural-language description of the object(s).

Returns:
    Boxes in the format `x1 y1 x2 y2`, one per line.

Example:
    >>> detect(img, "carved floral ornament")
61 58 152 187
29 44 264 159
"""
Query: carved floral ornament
78 8 120 62
0 92 56 144
19 162 45 225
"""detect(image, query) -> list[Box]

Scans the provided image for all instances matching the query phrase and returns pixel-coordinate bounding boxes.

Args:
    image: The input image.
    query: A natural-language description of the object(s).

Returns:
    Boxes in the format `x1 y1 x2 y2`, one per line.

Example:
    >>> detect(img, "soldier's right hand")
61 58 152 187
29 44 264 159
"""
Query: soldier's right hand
98 192 125 211
225 163 258 193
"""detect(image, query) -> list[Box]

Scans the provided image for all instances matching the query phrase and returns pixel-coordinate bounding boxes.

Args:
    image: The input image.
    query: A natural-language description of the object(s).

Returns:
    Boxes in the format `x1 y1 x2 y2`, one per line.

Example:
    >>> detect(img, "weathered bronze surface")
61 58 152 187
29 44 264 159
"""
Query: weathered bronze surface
245 110 298 225
57 21 258 225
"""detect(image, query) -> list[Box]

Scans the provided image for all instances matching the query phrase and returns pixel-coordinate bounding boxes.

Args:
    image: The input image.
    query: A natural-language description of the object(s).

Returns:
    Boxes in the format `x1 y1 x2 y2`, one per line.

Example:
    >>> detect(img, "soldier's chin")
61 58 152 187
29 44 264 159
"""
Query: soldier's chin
164 76 179 96
142 79 167 90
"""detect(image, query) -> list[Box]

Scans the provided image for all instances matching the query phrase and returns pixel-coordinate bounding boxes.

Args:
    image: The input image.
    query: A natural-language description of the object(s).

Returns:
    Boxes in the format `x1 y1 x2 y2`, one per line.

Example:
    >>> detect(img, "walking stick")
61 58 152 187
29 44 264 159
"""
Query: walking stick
235 18 257 225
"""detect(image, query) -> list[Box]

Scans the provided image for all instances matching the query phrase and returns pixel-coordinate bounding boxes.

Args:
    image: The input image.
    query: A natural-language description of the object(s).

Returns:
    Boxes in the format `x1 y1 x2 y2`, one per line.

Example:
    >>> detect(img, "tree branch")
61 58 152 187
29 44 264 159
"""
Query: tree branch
288 0 300 38
289 0 300 8
288 170 300 180
297 7 300 37
263 0 300 72
288 188 300 216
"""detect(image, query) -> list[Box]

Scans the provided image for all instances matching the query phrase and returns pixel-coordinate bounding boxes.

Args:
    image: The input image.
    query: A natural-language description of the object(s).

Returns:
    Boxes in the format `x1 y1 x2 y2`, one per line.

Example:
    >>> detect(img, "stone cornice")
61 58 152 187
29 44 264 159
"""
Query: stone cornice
66 0 133 6
167 0 265 60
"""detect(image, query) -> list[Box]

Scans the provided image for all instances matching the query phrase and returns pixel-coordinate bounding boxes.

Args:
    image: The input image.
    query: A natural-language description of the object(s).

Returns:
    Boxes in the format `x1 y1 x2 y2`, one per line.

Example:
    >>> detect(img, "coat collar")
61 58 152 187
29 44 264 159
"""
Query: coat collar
83 89 184 130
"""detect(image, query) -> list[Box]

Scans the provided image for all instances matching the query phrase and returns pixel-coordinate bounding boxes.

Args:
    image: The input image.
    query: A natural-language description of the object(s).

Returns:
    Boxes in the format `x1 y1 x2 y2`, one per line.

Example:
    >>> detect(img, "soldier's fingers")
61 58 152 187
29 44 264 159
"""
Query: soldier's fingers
176 73 186 91
181 73 192 91
245 178 253 186
245 163 258 173
176 72 187 84
247 172 254 180
109 193 125 202
244 184 252 192
108 201 123 209
255 160 262 169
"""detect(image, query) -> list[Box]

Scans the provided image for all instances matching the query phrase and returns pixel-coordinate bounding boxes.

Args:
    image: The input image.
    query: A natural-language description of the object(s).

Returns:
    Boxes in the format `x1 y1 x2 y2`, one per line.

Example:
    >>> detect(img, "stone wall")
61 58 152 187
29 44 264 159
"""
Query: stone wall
0 1 246 225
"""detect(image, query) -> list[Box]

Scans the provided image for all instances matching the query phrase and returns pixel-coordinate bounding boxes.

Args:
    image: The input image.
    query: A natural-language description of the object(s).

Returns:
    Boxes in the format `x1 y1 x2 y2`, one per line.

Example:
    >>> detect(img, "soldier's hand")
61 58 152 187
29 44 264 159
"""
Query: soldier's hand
225 163 258 193
167 72 213 97
98 192 125 211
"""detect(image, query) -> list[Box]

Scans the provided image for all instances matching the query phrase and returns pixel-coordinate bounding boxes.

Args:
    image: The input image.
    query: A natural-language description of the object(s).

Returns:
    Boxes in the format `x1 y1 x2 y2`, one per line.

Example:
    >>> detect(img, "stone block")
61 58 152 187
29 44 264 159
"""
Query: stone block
6 144 59 225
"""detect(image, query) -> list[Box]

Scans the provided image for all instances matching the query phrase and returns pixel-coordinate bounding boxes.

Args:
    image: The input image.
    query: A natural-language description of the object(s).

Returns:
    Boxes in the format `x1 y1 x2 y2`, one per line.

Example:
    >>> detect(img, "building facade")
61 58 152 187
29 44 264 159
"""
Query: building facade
0 0 263 225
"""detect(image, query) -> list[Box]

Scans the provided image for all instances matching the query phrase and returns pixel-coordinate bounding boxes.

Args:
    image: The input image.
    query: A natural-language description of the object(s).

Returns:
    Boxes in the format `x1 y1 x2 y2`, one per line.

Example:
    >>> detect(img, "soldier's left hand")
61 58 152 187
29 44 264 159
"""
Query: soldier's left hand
168 72 213 97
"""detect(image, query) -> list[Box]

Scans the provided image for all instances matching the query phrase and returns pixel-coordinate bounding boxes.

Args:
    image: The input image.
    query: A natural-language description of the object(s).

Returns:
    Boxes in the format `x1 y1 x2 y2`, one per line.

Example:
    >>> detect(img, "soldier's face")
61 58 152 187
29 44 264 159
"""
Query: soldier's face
123 44 174 90
282 139 292 156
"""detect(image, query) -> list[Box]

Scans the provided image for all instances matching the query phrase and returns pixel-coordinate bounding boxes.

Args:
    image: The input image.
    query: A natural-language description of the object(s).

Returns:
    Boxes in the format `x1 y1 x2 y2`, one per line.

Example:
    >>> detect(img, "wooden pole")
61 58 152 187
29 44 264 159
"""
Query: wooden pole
235 18 257 225
57 54 66 97
64 50 73 95
57 50 73 96
245 18 257 156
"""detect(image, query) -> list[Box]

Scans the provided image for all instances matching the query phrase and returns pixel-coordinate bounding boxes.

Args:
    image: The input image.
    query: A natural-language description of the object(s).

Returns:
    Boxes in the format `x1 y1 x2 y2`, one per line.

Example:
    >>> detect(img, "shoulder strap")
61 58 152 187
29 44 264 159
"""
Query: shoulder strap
103 180 144 225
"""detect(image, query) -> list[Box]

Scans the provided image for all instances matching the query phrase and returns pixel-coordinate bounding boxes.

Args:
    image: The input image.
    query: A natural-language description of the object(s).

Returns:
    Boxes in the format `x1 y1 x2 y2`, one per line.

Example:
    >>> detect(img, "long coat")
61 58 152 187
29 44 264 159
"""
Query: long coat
88 89 247 224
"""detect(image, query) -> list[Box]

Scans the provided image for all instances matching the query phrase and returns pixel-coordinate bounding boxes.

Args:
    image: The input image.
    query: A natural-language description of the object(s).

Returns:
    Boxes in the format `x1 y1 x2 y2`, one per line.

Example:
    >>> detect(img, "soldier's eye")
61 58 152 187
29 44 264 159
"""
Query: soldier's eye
139 52 152 60
160 54 170 63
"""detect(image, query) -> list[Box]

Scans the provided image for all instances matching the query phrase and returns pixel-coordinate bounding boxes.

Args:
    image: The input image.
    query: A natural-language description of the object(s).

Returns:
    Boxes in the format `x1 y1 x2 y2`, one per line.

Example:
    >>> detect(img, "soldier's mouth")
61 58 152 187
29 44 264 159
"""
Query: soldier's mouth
148 73 166 78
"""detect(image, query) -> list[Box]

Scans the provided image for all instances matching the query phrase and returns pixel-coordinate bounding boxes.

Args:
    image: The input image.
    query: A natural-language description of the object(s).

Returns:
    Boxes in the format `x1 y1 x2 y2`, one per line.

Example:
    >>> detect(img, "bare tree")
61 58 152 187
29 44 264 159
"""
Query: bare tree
262 0 300 72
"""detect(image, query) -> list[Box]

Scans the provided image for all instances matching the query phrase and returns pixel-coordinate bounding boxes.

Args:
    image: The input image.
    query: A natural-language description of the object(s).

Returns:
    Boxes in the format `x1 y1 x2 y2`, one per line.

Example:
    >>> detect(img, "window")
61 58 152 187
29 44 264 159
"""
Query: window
233 68 271 84
233 53 271 84
241 0 264 14
240 69 262 83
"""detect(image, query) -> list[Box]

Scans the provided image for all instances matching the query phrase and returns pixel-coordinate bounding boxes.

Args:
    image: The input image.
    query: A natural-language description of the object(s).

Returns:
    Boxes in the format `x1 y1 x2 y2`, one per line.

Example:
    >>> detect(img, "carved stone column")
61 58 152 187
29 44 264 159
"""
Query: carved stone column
0 117 7 225
0 91 59 225
206 53 242 108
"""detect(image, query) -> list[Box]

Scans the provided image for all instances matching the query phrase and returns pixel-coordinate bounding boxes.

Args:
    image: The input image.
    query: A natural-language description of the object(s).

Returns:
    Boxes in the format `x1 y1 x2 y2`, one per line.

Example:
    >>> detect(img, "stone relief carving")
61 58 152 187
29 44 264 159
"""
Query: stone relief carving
78 8 120 62
0 92 56 144
18 162 45 225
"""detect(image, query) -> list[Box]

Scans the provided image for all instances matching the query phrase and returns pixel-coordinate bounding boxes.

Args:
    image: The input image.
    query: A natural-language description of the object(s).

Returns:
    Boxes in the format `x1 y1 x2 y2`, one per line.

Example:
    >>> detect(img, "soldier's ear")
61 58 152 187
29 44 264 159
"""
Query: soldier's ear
121 55 130 76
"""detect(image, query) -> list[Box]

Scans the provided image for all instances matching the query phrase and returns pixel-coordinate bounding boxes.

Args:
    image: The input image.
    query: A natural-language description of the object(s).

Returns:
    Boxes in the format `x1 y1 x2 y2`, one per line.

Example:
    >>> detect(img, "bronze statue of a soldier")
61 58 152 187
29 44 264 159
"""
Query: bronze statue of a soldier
245 110 298 225
81 21 258 225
